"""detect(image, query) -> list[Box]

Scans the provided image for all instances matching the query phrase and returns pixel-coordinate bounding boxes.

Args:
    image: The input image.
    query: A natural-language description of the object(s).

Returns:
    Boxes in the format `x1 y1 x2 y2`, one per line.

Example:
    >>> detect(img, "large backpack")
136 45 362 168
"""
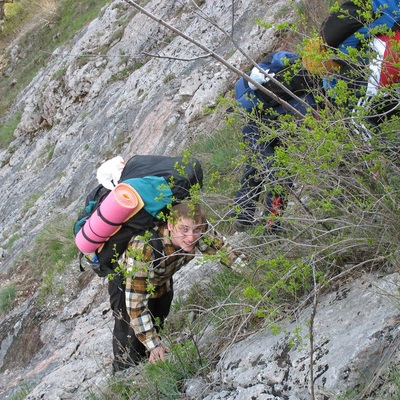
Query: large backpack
321 0 400 54
74 154 203 277
235 51 315 115
320 0 400 127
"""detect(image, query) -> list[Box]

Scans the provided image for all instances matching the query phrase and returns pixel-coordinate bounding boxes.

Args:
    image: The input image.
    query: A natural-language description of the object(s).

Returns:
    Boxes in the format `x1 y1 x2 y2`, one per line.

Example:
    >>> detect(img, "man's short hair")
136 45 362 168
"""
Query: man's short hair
170 201 206 225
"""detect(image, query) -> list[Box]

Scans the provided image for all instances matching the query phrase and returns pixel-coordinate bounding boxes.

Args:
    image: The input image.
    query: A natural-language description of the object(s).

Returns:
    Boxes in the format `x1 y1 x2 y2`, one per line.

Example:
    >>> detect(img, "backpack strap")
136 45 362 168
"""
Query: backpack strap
79 227 165 277
148 229 165 269
78 251 104 274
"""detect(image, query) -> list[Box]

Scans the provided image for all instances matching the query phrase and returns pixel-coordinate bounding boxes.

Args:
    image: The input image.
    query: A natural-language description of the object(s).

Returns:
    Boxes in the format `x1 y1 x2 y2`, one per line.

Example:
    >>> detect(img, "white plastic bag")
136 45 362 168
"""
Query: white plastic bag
96 156 125 190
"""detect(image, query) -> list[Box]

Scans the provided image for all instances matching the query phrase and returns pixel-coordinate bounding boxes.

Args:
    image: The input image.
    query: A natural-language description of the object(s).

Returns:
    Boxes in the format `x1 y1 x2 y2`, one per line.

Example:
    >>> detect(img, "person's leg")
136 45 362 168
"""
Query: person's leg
259 137 290 231
148 286 174 333
109 279 174 370
234 128 283 228
233 163 261 223
108 277 146 371
233 120 265 225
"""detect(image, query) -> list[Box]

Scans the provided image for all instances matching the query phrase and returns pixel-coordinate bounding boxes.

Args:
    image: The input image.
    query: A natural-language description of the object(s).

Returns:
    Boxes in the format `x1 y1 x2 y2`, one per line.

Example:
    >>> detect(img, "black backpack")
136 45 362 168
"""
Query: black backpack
74 154 203 277
235 51 314 113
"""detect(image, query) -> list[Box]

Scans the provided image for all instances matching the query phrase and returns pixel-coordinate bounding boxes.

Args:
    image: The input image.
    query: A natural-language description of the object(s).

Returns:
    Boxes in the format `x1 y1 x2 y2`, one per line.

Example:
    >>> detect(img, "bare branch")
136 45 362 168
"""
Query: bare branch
140 51 212 62
123 0 316 118
179 1 321 118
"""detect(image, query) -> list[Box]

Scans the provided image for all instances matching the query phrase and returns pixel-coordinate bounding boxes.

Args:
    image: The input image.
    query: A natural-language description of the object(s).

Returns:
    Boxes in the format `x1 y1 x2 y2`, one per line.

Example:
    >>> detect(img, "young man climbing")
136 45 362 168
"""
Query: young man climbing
108 201 246 371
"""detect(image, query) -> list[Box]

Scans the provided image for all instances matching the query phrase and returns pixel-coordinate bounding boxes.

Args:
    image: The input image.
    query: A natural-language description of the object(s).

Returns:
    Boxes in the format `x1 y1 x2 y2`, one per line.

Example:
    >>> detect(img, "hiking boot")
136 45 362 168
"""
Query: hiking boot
233 219 255 232
263 221 286 236
229 209 257 232
262 196 287 235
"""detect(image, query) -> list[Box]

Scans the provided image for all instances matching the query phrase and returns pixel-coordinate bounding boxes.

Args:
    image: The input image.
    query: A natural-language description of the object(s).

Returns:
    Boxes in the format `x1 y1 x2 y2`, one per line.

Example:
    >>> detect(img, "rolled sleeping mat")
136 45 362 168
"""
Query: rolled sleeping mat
75 183 144 254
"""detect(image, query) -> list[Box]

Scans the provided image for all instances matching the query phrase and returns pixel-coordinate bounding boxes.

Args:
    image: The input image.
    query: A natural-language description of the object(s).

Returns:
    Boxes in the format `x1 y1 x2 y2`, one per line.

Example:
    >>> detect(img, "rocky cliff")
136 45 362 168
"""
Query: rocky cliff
0 1 399 399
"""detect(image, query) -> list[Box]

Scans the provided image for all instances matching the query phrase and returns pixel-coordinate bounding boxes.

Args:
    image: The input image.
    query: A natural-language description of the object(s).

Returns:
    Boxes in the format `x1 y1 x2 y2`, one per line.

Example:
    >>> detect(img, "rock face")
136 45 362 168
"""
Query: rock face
199 272 400 400
0 274 113 399
0 1 399 399
1 265 398 399
0 0 281 265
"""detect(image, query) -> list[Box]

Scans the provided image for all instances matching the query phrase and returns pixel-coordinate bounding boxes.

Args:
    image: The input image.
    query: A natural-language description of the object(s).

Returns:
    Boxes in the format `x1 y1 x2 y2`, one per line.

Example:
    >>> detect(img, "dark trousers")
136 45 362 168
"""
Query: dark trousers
233 96 317 222
108 277 174 371
234 120 285 221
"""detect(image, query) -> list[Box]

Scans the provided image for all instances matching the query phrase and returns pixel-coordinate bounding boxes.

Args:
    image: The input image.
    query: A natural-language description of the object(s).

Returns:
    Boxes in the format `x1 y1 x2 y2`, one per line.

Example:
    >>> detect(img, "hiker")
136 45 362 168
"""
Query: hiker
320 0 400 60
232 51 317 232
304 1 400 134
109 201 246 371
75 154 204 277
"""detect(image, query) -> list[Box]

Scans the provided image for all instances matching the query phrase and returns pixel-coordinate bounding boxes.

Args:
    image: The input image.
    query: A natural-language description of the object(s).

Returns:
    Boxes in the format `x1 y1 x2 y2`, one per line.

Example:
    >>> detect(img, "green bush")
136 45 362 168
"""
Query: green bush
19 214 78 304
0 285 16 313
0 112 22 149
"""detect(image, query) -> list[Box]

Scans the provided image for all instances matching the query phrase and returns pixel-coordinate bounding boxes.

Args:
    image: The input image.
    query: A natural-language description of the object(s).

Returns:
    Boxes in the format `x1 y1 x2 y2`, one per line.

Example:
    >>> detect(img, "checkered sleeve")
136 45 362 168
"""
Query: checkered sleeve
125 271 162 351
197 224 246 268
123 238 162 351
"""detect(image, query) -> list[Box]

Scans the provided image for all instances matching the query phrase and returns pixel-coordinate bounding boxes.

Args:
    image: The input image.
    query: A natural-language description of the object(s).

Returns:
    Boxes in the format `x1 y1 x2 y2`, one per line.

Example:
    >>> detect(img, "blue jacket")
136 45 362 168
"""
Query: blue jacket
235 51 315 114
322 0 400 53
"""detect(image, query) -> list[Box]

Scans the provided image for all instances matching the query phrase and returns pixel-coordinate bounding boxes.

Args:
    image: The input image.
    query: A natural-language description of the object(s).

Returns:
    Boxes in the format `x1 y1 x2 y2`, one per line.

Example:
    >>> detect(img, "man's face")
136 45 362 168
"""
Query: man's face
167 217 205 252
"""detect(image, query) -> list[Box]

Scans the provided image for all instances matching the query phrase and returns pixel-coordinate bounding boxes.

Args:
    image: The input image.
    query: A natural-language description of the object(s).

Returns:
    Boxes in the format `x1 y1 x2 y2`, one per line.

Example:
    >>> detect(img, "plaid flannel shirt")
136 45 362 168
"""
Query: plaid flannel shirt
122 224 240 351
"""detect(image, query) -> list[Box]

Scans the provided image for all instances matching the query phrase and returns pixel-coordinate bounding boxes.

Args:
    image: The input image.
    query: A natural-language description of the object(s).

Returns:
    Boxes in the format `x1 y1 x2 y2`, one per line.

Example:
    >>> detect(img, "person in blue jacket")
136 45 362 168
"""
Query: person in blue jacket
232 51 317 232
319 0 400 131
321 0 400 55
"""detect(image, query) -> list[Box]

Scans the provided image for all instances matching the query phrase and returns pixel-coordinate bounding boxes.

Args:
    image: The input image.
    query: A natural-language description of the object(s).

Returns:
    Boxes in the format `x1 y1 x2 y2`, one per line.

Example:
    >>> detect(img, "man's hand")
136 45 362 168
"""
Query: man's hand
149 346 168 363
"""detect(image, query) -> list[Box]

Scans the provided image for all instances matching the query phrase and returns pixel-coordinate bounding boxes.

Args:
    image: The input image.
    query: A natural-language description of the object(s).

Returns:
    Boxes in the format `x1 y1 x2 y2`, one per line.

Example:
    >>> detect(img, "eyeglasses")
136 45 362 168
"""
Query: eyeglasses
176 224 204 236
